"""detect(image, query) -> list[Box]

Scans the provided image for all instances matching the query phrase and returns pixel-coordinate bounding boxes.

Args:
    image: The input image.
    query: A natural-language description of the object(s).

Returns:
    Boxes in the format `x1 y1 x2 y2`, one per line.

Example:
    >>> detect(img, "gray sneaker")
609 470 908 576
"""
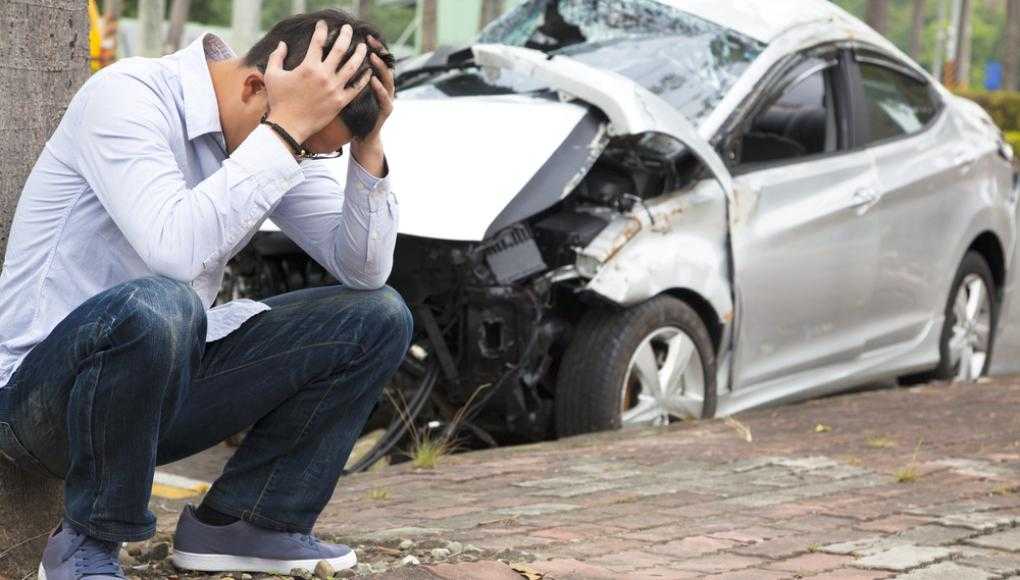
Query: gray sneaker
171 505 356 574
38 521 125 580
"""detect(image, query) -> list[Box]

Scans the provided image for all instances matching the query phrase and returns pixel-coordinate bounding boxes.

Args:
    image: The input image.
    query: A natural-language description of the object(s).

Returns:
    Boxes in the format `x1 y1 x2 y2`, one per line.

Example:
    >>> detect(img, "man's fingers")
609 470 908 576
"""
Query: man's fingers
267 41 287 72
324 24 353 71
366 35 389 55
303 20 328 65
344 69 373 99
370 77 392 113
337 43 368 84
370 53 396 97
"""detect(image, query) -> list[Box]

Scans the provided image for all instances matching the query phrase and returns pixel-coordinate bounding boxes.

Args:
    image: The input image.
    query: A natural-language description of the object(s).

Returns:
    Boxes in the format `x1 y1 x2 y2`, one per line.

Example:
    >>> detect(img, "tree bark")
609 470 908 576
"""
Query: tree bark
479 0 503 31
956 0 973 87
0 0 88 575
164 0 191 54
866 0 890 35
138 0 166 57
231 0 262 54
357 0 373 22
910 0 926 60
291 0 306 15
421 0 438 52
1006 0 1020 90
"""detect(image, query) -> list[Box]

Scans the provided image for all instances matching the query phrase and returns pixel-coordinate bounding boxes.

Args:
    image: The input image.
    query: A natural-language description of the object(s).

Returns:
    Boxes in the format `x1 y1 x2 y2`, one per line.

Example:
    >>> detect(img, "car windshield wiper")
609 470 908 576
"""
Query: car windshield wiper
395 47 478 89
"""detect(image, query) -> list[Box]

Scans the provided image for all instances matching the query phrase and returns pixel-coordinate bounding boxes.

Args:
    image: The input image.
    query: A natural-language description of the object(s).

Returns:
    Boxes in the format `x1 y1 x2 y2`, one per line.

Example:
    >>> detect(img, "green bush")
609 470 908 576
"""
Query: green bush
1005 131 1020 157
953 89 1020 132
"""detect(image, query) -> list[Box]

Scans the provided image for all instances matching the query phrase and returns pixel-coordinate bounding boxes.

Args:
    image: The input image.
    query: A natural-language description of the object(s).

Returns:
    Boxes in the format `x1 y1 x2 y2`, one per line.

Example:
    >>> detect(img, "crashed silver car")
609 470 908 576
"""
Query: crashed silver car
226 0 1018 460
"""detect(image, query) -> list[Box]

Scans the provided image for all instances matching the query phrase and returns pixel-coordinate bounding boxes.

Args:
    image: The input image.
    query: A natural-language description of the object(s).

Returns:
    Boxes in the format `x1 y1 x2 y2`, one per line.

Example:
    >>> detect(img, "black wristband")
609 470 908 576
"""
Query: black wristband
260 114 306 157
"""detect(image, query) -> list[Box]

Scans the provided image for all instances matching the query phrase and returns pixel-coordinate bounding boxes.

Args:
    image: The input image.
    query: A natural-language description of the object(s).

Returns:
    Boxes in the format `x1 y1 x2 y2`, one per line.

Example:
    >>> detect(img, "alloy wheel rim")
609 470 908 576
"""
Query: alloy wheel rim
949 274 992 382
620 326 705 426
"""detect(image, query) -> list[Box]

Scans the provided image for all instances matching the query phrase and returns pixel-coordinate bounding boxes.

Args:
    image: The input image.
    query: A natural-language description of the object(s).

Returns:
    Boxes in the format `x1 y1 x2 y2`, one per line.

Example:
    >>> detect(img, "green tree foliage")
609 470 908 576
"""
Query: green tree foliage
831 0 1009 88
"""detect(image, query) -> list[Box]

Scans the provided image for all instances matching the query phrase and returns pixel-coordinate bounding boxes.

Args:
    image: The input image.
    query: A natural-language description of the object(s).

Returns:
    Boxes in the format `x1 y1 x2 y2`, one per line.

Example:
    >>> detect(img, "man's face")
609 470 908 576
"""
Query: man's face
303 117 354 154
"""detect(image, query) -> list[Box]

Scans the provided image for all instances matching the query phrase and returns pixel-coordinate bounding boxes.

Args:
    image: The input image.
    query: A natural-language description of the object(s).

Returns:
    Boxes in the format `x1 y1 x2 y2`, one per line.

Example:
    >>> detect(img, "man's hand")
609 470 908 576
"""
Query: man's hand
264 21 371 144
350 35 395 177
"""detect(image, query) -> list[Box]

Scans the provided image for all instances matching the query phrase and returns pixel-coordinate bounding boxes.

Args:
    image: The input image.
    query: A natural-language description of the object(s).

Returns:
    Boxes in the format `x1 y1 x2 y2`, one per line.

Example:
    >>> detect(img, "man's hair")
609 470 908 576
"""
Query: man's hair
243 9 396 139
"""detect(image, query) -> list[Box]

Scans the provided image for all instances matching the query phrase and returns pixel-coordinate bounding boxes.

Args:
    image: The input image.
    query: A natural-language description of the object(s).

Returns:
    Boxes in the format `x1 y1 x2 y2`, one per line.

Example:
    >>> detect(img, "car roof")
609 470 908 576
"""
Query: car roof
660 0 869 44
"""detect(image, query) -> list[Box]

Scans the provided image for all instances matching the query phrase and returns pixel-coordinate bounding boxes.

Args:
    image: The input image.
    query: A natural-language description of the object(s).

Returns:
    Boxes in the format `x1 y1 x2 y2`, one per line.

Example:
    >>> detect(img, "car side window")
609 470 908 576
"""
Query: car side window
858 62 939 143
738 65 838 166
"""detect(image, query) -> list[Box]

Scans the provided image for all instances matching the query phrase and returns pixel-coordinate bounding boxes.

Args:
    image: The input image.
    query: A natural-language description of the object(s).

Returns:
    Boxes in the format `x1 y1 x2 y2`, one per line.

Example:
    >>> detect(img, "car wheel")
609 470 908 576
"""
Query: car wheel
556 295 717 437
912 251 997 383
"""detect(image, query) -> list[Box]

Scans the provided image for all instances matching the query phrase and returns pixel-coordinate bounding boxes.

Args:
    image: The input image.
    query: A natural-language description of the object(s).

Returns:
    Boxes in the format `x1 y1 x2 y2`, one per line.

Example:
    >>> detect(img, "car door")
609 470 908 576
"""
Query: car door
729 49 883 392
848 52 960 352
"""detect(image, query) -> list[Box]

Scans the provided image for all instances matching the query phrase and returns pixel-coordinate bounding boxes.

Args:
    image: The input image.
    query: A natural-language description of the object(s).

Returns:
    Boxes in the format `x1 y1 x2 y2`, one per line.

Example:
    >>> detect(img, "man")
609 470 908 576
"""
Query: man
0 9 411 578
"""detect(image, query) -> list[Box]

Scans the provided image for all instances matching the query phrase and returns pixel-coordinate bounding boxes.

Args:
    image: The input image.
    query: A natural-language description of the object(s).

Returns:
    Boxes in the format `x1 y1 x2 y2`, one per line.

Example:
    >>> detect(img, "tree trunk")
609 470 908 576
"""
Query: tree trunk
1006 0 1020 90
956 0 973 87
0 0 88 575
478 0 503 31
421 0 438 52
291 0 306 15
866 0 890 35
231 0 262 54
910 0 926 60
138 0 166 57
357 0 373 22
164 0 191 54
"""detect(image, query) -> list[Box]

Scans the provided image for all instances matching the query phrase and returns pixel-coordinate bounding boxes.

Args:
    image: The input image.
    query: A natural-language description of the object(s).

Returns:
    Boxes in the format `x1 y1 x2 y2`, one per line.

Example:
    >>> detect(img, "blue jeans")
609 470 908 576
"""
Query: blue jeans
0 276 412 542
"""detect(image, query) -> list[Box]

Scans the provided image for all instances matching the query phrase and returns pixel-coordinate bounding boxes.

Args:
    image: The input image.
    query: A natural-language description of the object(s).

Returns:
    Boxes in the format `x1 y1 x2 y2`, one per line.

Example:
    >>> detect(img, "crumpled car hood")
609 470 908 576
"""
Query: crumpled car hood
303 95 590 242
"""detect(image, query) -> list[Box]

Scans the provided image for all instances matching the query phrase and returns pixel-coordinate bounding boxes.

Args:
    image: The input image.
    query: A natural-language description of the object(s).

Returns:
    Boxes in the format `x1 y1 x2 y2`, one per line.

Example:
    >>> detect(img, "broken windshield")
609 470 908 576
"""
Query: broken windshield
405 0 764 124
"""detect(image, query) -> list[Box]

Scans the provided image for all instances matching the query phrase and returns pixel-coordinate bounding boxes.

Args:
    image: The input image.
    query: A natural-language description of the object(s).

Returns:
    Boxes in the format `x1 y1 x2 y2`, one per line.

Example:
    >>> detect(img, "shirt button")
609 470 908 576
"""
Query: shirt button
371 232 379 240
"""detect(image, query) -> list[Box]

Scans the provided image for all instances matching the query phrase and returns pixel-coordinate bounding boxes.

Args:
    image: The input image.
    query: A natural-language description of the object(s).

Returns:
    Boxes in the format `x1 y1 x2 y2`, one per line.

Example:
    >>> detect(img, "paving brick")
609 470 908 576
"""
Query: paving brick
587 549 675 572
891 561 996 579
852 546 955 571
672 553 765 574
894 524 977 546
646 535 736 558
935 511 1020 531
855 515 933 533
964 527 1020 551
803 570 893 579
765 553 855 573
702 569 789 580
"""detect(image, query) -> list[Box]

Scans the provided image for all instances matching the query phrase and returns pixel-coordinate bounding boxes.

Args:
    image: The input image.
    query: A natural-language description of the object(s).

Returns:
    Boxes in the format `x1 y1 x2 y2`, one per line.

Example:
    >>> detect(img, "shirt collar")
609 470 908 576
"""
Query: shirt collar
179 33 235 141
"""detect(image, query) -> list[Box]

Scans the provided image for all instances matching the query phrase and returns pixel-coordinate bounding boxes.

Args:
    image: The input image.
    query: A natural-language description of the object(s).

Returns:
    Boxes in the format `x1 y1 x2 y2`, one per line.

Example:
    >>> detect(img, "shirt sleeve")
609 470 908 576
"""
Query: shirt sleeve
268 155 398 290
73 71 305 282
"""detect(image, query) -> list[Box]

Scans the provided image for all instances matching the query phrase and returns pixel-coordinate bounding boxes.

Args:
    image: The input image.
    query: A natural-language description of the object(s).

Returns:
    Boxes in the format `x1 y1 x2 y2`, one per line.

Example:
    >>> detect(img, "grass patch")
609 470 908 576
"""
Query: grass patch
367 488 391 501
391 381 492 471
894 465 921 483
992 483 1020 496
866 436 896 449
894 438 925 484
410 431 455 469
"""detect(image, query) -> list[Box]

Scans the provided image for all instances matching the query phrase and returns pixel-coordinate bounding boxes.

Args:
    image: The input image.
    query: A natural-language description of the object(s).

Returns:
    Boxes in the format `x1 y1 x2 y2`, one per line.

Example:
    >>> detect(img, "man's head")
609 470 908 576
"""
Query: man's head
240 9 395 150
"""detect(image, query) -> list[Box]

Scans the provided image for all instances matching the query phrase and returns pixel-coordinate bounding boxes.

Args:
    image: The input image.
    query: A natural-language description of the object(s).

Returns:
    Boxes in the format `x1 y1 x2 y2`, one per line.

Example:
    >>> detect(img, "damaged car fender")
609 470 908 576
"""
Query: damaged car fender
471 43 738 320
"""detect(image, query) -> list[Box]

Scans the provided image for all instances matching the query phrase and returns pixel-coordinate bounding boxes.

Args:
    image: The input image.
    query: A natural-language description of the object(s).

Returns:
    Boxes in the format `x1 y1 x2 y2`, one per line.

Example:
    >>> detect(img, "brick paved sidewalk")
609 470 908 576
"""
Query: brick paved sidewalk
146 379 1020 579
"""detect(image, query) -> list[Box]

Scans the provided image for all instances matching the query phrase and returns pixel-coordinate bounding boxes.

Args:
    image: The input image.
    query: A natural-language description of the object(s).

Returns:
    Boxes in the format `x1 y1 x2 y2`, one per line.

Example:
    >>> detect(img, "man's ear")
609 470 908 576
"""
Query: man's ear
241 71 267 104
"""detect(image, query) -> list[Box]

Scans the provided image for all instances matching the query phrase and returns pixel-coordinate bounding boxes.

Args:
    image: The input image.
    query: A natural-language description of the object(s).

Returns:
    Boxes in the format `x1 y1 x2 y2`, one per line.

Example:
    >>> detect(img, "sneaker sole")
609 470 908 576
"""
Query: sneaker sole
171 550 357 574
37 563 46 580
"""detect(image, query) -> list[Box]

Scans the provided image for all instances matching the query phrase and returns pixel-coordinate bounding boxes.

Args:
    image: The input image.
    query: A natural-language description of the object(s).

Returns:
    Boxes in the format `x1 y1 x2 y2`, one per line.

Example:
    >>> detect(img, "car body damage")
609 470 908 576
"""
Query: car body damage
232 0 1017 466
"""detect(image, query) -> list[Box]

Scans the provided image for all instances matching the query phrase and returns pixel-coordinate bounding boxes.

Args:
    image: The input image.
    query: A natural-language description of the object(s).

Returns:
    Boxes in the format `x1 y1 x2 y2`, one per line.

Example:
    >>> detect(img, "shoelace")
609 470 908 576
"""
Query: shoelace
66 532 124 578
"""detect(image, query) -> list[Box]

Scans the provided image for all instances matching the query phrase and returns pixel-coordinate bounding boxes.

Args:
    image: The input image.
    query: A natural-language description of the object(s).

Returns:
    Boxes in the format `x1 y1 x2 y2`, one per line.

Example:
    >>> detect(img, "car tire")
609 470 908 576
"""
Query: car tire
555 295 717 438
904 251 997 384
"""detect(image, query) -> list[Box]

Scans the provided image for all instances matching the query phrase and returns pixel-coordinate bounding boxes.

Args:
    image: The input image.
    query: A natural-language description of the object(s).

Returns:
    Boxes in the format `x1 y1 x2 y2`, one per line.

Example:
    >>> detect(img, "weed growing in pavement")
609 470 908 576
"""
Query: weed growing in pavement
388 382 492 470
992 483 1020 495
894 438 924 483
866 436 896 449
367 488 391 501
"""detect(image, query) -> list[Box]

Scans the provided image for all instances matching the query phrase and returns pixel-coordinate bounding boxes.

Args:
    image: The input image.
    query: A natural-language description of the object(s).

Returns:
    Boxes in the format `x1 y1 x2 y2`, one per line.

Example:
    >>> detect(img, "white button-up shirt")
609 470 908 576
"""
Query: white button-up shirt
0 34 399 389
